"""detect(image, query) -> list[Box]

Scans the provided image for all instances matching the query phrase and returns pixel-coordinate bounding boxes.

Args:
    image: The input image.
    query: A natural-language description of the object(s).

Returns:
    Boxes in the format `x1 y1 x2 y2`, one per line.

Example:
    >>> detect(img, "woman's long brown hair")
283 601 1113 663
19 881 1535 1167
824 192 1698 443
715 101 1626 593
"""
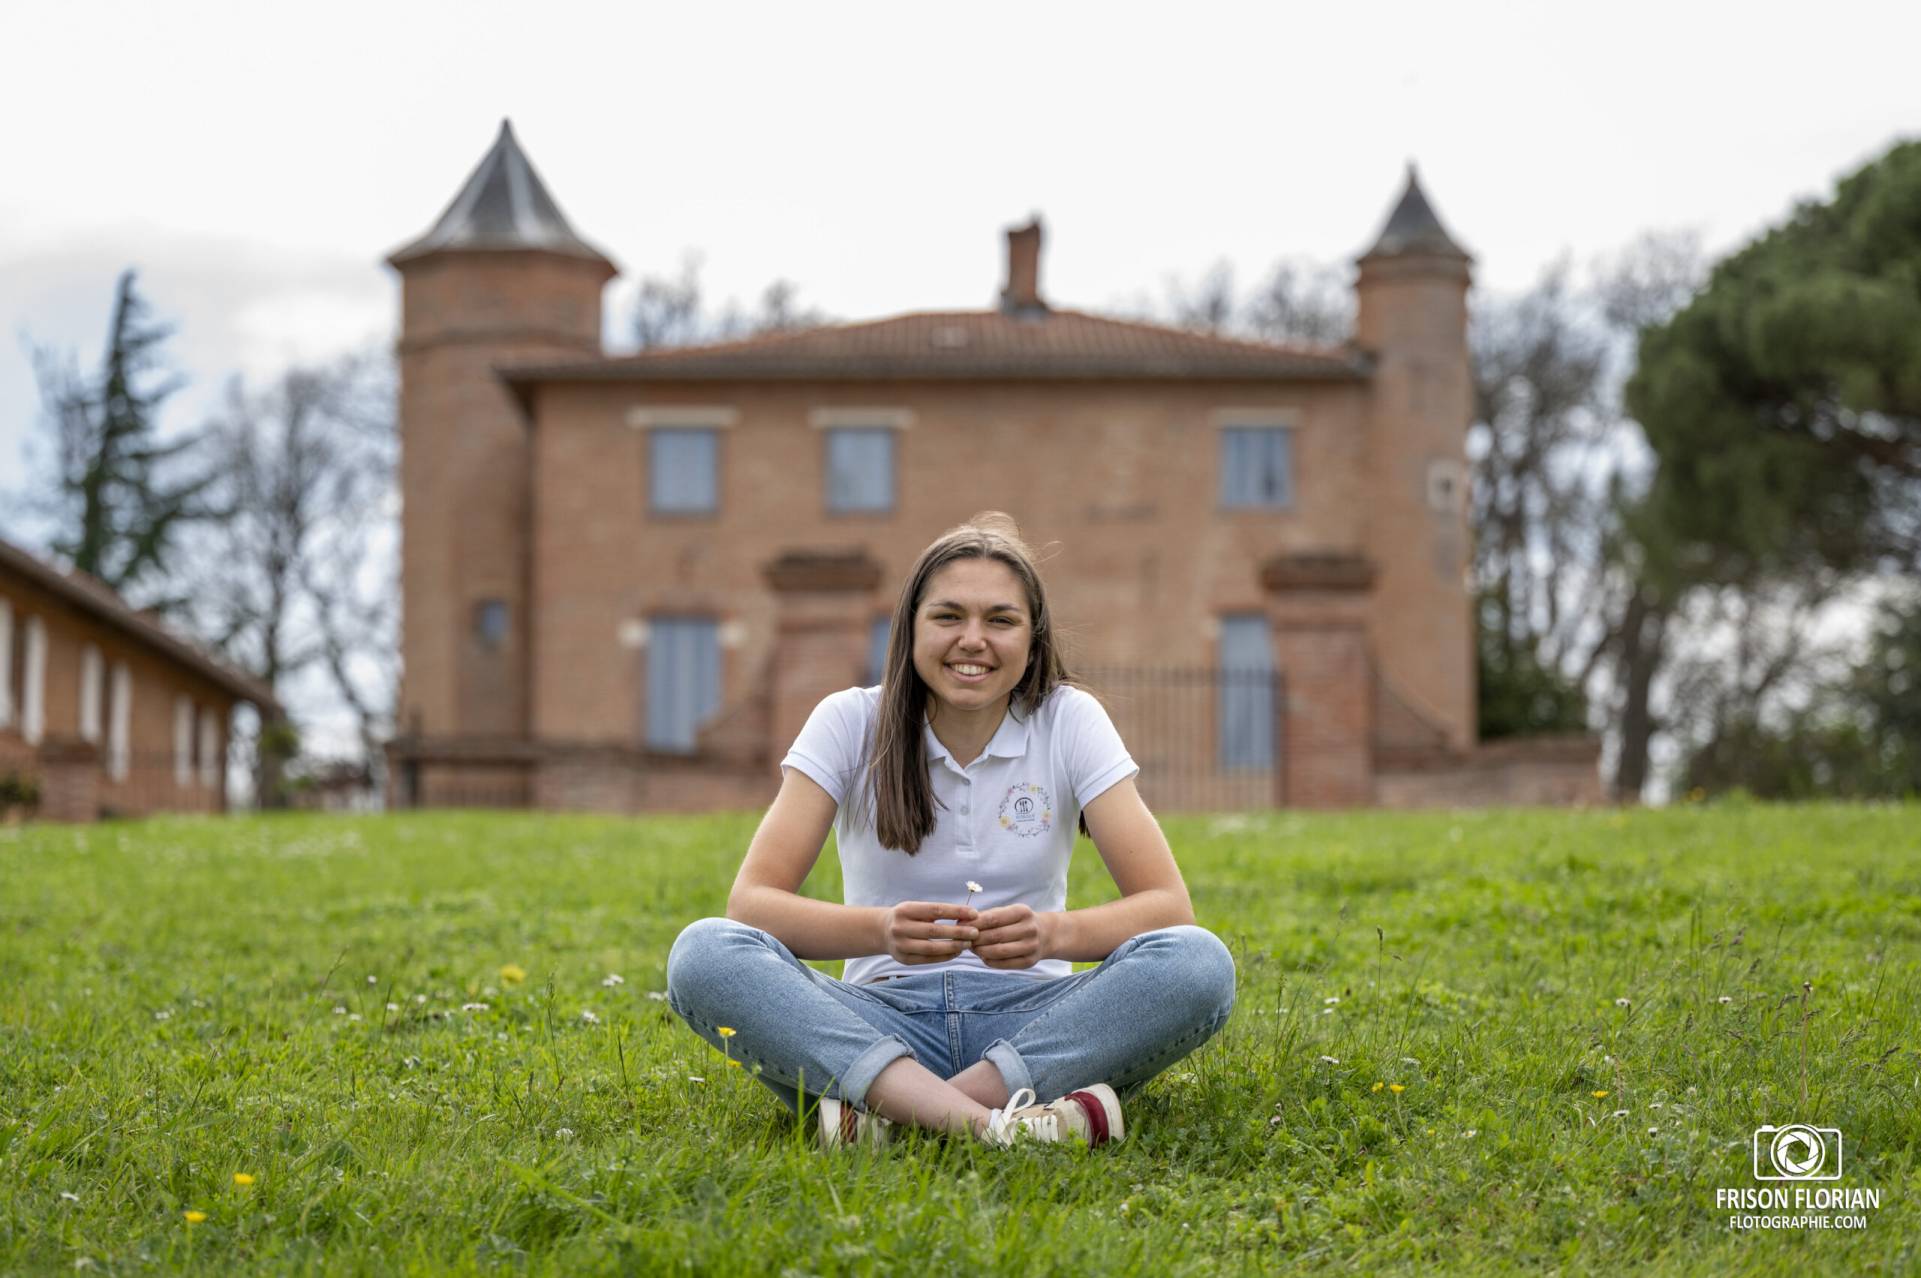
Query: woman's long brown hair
848 512 1079 853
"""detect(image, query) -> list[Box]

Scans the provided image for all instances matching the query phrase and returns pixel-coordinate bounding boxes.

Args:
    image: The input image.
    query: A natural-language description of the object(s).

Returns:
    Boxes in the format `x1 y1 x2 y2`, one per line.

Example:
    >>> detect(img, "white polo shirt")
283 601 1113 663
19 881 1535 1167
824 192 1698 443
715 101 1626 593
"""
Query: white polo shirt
780 683 1139 985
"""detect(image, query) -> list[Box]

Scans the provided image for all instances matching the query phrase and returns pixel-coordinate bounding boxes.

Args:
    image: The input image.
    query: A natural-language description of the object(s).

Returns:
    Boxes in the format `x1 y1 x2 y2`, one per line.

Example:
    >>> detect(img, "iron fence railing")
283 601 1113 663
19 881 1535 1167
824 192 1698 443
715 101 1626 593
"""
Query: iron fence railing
1077 667 1285 813
385 666 1288 814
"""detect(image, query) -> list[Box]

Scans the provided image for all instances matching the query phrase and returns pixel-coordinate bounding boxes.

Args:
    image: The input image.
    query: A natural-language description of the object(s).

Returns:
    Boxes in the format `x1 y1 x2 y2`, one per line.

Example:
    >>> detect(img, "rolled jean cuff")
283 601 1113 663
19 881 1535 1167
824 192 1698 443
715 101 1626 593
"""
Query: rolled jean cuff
982 1038 1033 1098
840 1034 916 1110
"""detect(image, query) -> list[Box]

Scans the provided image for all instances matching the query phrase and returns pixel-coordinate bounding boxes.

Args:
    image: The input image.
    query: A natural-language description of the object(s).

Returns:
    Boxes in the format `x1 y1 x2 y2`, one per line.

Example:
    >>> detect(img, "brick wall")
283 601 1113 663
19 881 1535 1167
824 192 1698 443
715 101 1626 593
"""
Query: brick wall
0 574 237 820
526 378 1380 749
393 248 613 745
1374 734 1604 807
1355 251 1476 750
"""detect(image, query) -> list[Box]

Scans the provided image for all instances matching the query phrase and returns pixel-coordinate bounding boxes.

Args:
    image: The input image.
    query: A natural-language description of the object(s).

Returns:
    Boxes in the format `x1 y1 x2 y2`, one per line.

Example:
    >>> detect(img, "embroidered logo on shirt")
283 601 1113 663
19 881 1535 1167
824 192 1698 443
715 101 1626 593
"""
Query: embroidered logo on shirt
997 782 1053 837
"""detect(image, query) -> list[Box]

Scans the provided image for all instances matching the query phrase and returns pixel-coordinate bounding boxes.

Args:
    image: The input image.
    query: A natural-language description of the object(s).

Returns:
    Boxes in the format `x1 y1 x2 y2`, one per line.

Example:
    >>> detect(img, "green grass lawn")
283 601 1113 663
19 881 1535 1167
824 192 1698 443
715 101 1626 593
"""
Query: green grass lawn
2 803 1918 1275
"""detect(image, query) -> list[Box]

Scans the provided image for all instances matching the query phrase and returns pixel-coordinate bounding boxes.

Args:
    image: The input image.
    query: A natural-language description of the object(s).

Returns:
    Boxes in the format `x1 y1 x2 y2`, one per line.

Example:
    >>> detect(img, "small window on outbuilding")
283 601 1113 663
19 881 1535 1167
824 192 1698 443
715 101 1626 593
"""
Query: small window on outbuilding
474 600 510 650
1426 459 1465 513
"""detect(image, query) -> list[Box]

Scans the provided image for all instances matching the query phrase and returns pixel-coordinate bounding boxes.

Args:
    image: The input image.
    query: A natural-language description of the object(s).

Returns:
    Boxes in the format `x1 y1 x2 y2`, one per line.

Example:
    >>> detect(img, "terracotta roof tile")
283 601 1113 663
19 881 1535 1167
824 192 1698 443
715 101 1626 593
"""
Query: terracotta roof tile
501 308 1368 393
0 537 277 709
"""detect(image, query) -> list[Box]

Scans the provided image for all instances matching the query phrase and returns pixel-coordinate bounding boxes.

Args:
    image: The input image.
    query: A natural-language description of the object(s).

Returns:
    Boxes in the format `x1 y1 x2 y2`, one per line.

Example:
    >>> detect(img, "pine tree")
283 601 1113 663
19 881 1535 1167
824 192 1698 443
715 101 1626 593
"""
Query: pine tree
1627 140 1921 584
35 270 212 599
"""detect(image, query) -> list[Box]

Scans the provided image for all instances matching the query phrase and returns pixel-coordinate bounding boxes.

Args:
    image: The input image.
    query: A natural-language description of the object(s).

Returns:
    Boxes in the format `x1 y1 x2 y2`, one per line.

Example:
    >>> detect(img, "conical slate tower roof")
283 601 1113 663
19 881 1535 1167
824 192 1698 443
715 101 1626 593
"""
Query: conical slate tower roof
1361 164 1470 261
388 120 611 267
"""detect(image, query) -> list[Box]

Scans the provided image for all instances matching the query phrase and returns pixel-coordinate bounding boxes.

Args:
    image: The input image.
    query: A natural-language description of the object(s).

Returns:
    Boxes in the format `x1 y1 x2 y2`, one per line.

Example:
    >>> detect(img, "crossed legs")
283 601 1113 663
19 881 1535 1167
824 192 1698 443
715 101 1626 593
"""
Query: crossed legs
666 918 1234 1138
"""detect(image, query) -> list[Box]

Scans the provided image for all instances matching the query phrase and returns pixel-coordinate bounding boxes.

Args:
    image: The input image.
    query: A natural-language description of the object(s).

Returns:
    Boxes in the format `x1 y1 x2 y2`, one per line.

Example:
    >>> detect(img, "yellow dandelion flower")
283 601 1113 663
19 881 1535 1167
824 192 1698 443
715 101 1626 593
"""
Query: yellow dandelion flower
499 964 527 985
232 1173 255 1186
726 1058 743 1068
1389 1084 1405 1093
1592 1090 1609 1099
183 1210 207 1224
1371 1082 1384 1093
716 1026 737 1039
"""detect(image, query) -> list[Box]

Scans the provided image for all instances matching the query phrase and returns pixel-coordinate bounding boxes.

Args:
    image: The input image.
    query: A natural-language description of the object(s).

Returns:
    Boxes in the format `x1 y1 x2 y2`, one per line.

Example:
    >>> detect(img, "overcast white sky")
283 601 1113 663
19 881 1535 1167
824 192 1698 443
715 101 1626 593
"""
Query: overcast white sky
4 0 1917 505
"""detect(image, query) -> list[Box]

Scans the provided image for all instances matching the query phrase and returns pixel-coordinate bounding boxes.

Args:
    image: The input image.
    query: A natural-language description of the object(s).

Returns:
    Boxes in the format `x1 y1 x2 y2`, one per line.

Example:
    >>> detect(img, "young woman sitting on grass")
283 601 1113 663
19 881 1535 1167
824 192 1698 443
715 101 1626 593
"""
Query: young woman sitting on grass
667 513 1236 1147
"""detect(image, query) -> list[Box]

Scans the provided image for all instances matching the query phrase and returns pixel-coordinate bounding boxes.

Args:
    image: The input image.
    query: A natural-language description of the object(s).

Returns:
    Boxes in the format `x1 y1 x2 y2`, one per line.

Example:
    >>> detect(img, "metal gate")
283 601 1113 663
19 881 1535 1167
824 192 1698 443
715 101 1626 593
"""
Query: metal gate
1077 667 1285 812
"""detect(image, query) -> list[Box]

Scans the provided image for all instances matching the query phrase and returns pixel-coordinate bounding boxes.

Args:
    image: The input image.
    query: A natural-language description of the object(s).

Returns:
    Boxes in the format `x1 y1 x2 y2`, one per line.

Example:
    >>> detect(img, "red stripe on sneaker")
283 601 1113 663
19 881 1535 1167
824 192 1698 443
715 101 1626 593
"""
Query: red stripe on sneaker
1066 1090 1111 1146
841 1105 860 1145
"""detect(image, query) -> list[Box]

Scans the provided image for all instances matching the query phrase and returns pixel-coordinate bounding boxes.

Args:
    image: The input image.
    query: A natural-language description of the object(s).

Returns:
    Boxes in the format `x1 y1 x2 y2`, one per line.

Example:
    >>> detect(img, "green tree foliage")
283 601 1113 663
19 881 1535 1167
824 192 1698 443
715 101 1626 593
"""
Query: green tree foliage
1678 593 1921 798
1475 591 1590 739
1627 141 1921 585
33 270 212 599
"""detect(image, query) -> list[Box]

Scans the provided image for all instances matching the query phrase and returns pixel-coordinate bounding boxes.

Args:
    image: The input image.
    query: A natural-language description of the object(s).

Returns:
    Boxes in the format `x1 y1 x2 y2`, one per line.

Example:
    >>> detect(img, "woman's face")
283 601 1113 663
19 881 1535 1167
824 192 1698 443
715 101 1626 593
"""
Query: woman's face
911 557 1034 717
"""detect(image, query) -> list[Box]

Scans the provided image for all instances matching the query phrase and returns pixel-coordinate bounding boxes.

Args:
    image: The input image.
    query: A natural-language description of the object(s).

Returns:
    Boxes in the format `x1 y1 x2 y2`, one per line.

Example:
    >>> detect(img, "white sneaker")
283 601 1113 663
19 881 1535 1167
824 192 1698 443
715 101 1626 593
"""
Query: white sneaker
980 1084 1125 1148
819 1095 894 1149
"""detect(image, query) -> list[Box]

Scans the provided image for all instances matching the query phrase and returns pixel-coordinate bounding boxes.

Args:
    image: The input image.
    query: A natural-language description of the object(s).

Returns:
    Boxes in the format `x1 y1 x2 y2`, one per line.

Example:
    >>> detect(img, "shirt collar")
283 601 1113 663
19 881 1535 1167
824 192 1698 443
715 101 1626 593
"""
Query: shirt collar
923 703 1031 768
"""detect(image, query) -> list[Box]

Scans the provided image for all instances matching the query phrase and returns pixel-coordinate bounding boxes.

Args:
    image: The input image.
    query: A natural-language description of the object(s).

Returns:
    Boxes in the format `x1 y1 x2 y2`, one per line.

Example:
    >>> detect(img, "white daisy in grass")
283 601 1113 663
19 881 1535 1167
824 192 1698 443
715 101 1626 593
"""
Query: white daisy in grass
602 973 625 987
1615 997 1632 1008
461 1002 489 1012
1317 1055 1340 1065
579 1009 601 1025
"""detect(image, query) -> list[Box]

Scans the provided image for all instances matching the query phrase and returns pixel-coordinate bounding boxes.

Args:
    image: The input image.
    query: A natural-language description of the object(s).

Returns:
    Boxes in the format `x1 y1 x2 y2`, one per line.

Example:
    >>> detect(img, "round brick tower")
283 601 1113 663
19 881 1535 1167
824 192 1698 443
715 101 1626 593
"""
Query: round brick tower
386 120 616 803
1353 166 1476 750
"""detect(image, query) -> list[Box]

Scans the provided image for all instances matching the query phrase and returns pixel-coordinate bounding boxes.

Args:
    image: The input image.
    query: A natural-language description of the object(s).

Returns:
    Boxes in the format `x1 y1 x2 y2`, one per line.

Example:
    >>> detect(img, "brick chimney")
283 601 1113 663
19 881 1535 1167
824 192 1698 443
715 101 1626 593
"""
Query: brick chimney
999 217 1046 314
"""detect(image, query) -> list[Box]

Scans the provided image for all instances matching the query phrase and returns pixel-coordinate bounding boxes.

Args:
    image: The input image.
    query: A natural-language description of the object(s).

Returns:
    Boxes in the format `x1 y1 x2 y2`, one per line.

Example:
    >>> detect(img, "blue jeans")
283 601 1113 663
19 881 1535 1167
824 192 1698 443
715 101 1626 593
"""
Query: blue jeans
665 918 1236 1113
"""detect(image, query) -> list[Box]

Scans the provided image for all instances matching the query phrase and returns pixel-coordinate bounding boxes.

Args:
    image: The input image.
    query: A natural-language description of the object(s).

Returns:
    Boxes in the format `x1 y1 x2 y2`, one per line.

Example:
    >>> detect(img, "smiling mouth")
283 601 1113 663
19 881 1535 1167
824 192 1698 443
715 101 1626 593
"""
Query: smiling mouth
947 663 994 680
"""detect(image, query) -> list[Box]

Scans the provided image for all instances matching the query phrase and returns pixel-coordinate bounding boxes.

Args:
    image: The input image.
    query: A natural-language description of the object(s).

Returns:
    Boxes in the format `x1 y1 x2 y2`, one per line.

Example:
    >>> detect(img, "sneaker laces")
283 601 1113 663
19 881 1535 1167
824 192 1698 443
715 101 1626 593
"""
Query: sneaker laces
983 1088 1059 1145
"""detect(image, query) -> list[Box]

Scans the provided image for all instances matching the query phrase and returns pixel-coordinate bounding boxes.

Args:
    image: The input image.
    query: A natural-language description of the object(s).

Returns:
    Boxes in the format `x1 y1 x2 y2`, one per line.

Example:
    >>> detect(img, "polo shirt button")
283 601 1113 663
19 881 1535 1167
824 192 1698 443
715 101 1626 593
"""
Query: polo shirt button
959 804 970 814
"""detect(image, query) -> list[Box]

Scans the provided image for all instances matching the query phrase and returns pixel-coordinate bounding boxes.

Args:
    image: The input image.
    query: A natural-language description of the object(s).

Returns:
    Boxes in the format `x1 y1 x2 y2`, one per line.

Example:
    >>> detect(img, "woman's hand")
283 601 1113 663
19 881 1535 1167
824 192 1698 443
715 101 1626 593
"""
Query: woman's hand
882 901 979 966
972 904 1058 970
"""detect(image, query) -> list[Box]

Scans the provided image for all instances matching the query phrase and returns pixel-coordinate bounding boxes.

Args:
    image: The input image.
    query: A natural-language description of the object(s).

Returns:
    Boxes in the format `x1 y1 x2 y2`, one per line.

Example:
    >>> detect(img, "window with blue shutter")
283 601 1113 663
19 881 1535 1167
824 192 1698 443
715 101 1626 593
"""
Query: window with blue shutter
650 428 719 514
868 616 892 687
1219 427 1294 509
1219 613 1275 769
826 428 894 513
646 617 721 752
